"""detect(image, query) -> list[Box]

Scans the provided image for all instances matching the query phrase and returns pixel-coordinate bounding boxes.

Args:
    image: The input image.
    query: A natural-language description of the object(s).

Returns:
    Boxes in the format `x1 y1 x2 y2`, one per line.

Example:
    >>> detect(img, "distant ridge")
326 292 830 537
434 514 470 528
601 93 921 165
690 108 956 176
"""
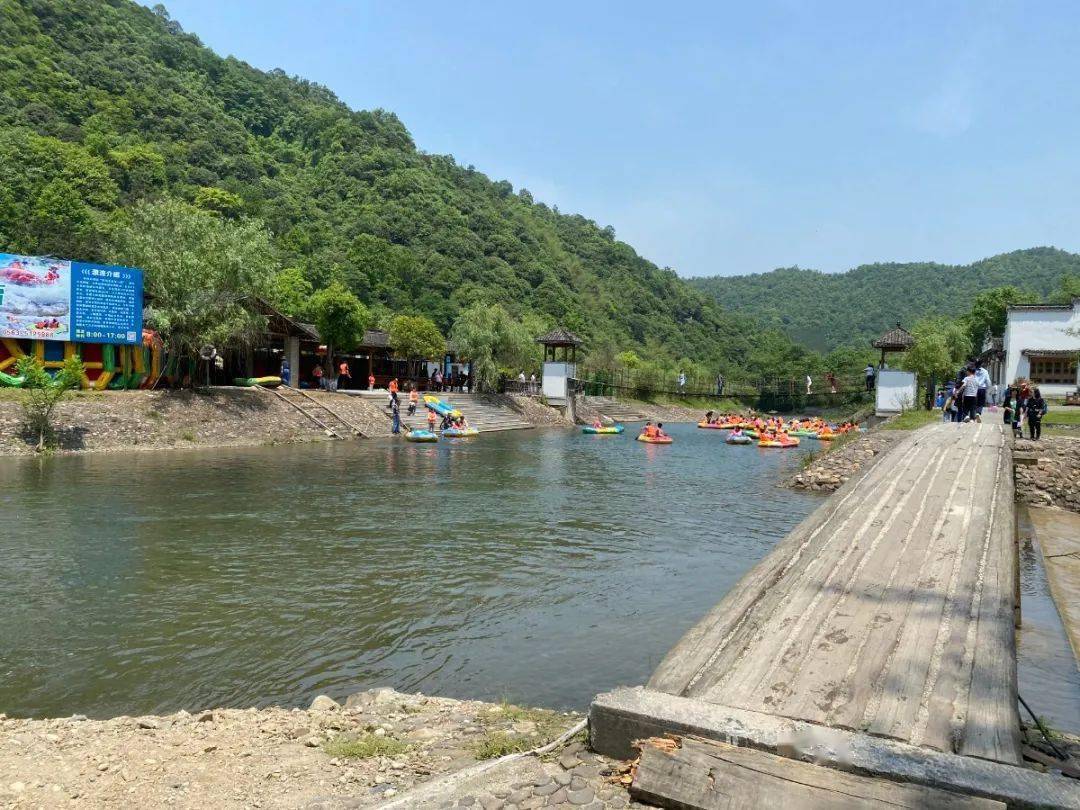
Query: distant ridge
689 247 1080 352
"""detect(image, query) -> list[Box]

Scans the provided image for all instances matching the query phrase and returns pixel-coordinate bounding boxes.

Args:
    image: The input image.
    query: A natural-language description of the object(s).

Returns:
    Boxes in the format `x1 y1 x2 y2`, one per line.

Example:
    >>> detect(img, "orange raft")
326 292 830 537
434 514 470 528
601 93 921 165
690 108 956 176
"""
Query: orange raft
637 434 673 444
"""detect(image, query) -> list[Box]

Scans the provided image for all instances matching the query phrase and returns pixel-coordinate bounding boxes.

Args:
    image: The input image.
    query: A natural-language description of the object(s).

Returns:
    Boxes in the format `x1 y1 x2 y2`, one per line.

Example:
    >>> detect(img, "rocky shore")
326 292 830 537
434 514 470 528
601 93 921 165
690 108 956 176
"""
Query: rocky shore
0 689 638 809
786 431 907 492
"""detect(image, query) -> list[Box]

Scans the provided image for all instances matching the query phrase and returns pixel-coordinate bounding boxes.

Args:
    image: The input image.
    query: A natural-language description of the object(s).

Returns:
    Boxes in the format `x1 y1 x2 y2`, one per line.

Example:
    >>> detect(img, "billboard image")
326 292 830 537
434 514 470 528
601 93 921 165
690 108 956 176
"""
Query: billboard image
0 253 143 344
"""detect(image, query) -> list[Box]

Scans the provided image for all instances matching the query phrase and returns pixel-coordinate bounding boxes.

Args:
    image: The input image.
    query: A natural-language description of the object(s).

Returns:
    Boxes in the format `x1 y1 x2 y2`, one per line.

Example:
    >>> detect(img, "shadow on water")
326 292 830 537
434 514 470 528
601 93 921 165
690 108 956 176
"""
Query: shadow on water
0 423 823 718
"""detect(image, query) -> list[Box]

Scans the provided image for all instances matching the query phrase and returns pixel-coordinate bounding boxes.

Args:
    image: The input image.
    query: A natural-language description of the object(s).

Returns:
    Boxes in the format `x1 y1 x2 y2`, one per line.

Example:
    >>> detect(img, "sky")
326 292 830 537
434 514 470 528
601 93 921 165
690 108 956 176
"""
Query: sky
157 1 1080 278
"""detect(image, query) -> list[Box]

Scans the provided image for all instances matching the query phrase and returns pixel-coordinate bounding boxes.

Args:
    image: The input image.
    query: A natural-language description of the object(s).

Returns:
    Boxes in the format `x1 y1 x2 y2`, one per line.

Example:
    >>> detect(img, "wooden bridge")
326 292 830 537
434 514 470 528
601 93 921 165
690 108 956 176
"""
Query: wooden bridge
591 423 1080 808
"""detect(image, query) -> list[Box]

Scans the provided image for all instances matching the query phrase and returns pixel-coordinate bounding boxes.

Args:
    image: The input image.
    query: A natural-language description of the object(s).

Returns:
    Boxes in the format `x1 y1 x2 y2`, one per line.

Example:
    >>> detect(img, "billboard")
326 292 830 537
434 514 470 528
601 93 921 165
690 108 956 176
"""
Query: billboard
0 253 143 344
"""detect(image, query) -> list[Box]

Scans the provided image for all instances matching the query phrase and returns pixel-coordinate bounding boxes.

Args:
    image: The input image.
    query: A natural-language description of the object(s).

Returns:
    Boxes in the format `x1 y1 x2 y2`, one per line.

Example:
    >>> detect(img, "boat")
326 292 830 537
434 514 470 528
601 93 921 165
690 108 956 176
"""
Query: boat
697 422 727 429
583 424 624 434
636 434 673 444
405 429 439 443
726 434 752 445
233 375 283 388
443 427 479 438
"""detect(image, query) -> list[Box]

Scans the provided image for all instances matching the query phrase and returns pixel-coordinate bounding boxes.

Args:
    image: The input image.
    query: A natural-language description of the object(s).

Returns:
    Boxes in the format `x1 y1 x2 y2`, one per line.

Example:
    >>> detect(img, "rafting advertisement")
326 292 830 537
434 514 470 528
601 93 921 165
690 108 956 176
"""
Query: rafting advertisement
0 253 143 344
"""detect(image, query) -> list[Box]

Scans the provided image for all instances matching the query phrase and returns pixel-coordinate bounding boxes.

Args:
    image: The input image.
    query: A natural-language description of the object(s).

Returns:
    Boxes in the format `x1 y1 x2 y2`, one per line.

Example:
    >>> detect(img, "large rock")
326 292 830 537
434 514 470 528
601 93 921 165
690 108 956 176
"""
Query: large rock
309 695 340 712
344 687 399 711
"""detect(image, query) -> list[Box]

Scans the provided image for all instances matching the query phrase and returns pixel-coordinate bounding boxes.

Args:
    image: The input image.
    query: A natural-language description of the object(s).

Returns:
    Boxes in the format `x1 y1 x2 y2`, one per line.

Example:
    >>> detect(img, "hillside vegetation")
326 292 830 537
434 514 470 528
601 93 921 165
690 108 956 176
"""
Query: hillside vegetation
0 0 818 382
690 248 1080 352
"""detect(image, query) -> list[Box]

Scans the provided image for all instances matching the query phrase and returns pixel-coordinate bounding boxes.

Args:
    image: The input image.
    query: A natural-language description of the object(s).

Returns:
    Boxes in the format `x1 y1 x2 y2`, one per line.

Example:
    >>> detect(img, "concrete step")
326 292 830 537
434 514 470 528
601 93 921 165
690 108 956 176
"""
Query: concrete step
376 392 533 433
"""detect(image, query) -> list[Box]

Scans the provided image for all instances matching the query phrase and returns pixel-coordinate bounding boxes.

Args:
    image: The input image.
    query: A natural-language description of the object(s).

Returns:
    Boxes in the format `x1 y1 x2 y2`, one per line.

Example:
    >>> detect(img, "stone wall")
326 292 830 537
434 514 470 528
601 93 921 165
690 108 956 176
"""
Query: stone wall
0 388 393 457
786 431 908 492
1014 436 1080 513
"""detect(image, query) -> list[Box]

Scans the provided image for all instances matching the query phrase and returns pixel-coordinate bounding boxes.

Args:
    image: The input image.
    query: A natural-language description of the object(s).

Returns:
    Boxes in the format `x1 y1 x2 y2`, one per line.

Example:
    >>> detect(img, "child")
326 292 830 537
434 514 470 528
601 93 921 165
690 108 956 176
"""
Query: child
426 408 437 432
408 388 419 416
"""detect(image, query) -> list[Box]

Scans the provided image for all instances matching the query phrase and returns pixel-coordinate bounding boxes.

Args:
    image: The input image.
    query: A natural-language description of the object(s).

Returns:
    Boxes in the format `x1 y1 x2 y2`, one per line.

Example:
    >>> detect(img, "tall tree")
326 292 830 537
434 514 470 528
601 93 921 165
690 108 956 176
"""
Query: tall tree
388 315 444 380
309 282 370 381
449 303 534 392
107 199 275 363
901 317 971 406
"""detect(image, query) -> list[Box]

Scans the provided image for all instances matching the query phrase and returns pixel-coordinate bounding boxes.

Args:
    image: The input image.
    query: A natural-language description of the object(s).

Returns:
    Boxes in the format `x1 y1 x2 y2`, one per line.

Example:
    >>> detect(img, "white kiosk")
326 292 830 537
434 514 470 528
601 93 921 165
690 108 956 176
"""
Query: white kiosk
537 328 582 406
871 323 917 416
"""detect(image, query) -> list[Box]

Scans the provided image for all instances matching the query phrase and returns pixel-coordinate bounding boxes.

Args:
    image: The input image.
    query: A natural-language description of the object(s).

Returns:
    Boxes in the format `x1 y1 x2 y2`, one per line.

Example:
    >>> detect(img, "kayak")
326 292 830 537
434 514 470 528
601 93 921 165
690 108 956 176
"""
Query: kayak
815 432 838 441
234 376 283 388
0 370 25 387
443 427 479 438
583 424 624 434
423 394 462 418
637 434 673 444
759 437 801 448
697 422 727 429
726 435 752 445
405 429 438 442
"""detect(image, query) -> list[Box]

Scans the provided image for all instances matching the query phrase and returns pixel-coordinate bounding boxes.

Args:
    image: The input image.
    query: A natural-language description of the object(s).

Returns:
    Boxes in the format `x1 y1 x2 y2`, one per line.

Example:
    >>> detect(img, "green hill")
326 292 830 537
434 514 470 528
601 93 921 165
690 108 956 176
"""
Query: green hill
689 248 1080 352
0 0 814 380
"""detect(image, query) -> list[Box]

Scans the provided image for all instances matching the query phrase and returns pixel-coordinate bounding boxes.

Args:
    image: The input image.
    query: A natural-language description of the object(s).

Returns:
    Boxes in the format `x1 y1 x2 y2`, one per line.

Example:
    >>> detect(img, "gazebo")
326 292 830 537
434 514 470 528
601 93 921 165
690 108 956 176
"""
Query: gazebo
536 327 582 405
537 327 582 363
871 322 914 368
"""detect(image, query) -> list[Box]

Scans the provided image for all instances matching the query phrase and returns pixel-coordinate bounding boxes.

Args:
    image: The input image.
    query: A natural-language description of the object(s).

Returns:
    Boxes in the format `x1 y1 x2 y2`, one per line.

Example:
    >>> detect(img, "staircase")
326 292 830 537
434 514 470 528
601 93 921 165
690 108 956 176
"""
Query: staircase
342 389 533 433
583 396 651 422
260 385 367 439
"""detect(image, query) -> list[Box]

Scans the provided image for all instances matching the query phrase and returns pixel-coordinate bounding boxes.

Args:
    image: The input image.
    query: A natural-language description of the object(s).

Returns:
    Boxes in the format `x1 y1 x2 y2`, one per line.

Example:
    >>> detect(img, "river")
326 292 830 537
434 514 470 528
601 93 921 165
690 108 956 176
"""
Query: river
1 423 1076 734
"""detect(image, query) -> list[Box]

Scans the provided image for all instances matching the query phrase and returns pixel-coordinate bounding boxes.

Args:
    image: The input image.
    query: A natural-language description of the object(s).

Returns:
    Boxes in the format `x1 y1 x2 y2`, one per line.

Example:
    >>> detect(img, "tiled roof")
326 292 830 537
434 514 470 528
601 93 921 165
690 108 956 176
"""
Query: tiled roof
536 327 582 345
361 329 391 348
872 323 914 350
1021 348 1079 358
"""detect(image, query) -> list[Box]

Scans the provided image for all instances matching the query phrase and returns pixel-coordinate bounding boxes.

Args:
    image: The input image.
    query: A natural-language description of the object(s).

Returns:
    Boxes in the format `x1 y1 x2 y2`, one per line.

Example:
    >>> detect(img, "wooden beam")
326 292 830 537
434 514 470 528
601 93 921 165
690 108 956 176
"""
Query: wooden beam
632 736 1004 810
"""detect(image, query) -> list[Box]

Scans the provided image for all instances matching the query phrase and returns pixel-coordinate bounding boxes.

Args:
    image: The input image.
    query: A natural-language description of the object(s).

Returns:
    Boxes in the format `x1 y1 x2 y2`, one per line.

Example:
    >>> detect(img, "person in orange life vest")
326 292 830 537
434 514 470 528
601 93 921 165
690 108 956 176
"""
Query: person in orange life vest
388 377 399 403
408 387 419 416
426 408 437 430
640 420 657 439
337 359 350 390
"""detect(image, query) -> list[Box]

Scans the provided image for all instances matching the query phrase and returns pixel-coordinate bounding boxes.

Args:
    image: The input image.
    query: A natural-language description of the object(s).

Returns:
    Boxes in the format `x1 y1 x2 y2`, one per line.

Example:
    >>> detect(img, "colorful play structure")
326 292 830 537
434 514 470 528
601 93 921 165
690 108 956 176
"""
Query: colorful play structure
0 331 164 390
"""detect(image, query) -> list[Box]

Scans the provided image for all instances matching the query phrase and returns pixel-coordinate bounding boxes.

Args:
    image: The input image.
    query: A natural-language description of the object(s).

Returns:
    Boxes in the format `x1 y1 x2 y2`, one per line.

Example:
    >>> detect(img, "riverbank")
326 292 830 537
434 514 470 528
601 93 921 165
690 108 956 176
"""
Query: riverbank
0 689 635 809
786 430 907 492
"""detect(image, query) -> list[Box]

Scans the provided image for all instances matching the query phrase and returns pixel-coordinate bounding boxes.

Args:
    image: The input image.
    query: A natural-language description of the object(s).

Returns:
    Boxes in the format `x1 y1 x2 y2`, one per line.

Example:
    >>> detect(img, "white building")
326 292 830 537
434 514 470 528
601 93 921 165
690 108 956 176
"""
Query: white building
1003 298 1080 397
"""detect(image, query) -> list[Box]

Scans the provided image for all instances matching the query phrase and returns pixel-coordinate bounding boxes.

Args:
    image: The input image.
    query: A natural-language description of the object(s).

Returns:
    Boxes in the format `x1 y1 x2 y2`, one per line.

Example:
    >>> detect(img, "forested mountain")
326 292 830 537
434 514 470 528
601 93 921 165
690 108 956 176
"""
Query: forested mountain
0 0 818 381
690 248 1080 352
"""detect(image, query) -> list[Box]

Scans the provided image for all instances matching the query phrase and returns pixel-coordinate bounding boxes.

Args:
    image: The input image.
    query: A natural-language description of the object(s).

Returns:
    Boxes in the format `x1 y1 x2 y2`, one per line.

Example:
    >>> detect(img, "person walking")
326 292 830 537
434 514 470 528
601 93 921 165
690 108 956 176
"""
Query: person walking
864 364 876 391
388 376 399 404
715 372 725 396
313 362 324 390
958 367 980 423
529 372 537 394
280 358 291 387
434 368 443 392
517 370 526 391
1025 388 1047 440
367 372 375 391
805 374 813 395
826 371 838 394
974 361 991 417
337 358 351 391
408 386 419 416
390 395 401 435
677 371 686 393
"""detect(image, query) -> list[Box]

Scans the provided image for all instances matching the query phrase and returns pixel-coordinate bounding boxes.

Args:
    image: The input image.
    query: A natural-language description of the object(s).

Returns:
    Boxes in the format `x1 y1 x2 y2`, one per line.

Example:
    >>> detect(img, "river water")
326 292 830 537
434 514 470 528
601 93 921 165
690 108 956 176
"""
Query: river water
1 423 1076 734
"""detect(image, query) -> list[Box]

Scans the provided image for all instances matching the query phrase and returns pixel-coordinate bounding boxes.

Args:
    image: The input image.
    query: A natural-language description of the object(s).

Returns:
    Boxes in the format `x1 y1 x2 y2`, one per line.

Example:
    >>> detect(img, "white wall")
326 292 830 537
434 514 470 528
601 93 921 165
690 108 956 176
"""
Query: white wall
876 369 918 415
1003 302 1080 396
542 361 574 402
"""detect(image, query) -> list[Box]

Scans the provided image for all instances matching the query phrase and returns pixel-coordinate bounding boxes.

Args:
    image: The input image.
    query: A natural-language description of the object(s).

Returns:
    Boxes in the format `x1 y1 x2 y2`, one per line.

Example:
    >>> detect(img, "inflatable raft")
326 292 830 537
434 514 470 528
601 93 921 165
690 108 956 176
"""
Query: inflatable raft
234 376 283 388
636 434 673 444
697 422 727 429
405 429 438 443
443 427 479 438
423 395 462 418
726 434 752 445
758 436 801 448
583 424 624 434
0 370 25 387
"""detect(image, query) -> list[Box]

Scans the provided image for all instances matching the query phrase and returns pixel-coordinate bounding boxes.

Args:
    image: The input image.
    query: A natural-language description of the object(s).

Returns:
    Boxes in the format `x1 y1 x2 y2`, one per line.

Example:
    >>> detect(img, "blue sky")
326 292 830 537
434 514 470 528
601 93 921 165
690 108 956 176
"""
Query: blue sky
158 1 1080 277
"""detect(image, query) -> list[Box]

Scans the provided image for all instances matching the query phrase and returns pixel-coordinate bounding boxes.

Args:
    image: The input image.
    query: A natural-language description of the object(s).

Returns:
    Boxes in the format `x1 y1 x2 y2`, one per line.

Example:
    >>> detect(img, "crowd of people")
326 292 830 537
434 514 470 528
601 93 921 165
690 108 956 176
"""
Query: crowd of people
935 361 1049 440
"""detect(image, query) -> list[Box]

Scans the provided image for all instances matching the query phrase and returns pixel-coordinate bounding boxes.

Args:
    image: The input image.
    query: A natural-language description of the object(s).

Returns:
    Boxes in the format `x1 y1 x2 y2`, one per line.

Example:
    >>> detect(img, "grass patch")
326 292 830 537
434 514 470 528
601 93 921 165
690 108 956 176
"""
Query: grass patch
1044 408 1080 426
179 431 196 441
471 731 534 759
323 732 412 759
880 409 940 430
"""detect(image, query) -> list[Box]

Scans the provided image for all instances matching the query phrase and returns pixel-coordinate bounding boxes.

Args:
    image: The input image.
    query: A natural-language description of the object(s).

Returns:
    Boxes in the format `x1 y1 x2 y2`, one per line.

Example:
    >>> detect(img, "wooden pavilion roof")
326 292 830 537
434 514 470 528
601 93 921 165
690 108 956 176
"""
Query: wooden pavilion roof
536 327 583 346
872 322 914 351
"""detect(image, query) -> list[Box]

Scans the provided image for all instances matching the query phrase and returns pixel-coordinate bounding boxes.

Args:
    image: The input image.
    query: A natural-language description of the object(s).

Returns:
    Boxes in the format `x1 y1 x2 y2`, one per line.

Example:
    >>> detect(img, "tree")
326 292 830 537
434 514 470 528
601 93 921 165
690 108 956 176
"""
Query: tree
267 267 313 318
962 286 1035 351
901 317 971 406
309 281 370 380
15 355 85 451
107 199 275 365
194 187 244 218
449 303 533 392
388 315 444 380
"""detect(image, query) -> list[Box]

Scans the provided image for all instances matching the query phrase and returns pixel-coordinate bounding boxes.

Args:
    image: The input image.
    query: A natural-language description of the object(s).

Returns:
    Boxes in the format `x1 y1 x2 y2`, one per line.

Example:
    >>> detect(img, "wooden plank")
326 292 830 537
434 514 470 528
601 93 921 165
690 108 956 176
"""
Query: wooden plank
631 736 1004 810
590 687 1080 809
